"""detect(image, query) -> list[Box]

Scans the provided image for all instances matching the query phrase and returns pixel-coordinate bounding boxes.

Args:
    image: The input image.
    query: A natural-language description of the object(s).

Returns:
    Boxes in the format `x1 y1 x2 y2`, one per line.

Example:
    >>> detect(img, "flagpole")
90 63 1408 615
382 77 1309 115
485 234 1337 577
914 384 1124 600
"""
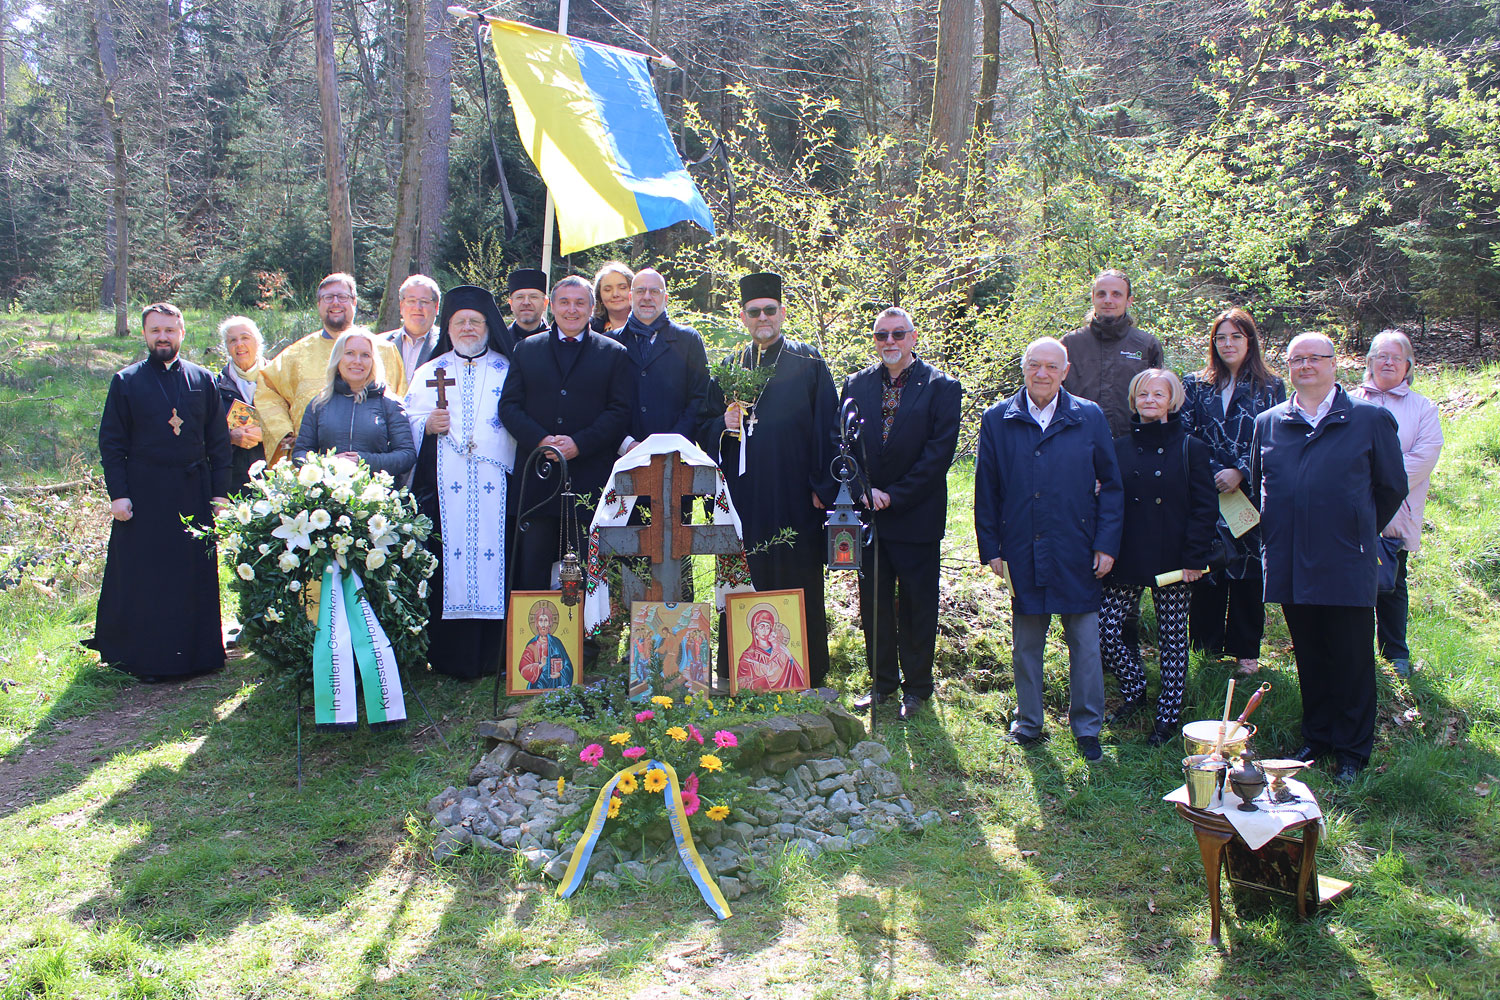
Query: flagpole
539 0 570 285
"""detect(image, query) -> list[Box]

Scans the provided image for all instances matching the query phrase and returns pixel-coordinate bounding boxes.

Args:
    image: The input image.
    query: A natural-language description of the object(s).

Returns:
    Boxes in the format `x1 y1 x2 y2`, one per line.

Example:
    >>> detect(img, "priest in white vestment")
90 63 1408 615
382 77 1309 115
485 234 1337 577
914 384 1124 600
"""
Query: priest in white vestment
405 285 516 680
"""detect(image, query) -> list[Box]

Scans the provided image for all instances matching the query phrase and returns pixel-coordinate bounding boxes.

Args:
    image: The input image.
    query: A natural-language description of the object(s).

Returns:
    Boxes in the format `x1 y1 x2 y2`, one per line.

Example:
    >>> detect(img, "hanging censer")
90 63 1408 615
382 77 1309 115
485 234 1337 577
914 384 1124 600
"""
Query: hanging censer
557 485 584 614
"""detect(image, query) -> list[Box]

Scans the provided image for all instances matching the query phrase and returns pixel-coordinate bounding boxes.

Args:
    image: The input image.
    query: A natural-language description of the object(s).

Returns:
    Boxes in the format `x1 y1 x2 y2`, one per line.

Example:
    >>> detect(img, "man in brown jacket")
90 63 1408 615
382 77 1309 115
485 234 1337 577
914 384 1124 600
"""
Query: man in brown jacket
1061 270 1164 439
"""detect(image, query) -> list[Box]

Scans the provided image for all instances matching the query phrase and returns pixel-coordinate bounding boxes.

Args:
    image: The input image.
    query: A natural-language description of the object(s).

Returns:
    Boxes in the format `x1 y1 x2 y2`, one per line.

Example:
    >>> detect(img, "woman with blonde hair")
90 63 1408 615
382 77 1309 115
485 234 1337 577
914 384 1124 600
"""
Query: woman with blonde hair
1181 307 1286 676
590 260 635 332
215 315 266 493
1101 368 1218 745
292 327 416 476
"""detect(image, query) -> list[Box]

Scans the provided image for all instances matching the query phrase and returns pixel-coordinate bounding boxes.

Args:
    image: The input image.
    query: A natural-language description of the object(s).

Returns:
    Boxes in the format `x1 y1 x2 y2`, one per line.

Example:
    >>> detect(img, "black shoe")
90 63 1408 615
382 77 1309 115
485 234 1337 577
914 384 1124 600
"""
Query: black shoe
1105 695 1148 727
852 691 893 711
1334 762 1361 787
1076 735 1104 762
1147 722 1175 747
1007 729 1049 747
1291 745 1319 765
898 695 926 721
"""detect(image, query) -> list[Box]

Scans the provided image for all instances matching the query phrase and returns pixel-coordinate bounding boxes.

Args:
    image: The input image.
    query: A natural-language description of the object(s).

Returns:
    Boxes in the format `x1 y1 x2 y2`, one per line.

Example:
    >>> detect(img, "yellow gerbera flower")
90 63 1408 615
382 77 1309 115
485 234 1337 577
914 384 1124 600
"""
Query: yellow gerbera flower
617 772 638 795
651 695 673 708
644 770 667 792
609 731 631 745
666 726 688 742
699 754 724 772
607 797 621 818
706 805 730 821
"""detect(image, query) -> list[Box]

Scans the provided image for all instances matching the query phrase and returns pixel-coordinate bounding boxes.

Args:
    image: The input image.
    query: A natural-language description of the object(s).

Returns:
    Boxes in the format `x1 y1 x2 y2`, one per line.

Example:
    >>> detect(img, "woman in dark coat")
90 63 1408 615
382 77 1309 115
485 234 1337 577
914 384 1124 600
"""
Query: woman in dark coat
1180 308 1285 676
1100 369 1218 745
214 315 267 494
292 327 416 477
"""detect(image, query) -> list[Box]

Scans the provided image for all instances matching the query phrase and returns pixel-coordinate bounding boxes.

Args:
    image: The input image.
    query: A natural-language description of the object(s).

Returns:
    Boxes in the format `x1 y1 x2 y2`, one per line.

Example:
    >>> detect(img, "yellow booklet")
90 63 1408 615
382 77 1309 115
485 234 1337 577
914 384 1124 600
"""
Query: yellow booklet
1220 488 1260 538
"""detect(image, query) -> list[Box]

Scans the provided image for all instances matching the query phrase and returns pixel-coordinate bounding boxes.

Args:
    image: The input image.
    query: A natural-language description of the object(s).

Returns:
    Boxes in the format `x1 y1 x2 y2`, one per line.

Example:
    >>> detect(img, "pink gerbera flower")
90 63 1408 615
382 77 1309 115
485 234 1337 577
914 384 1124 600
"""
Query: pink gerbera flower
635 710 654 722
579 743 604 766
713 730 738 749
622 746 647 759
687 723 704 745
681 790 701 816
684 772 699 795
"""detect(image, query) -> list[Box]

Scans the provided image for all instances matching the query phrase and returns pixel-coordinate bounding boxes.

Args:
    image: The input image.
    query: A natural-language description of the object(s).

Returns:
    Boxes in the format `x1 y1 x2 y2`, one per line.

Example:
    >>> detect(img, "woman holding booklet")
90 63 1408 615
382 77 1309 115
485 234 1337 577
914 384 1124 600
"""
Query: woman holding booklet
1181 309 1286 677
1099 369 1219 745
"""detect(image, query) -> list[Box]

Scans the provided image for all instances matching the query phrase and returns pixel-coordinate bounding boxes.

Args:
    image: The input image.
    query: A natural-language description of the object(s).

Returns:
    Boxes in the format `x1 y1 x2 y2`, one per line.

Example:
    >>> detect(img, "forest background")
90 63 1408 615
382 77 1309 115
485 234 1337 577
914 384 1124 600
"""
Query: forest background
7 0 1500 407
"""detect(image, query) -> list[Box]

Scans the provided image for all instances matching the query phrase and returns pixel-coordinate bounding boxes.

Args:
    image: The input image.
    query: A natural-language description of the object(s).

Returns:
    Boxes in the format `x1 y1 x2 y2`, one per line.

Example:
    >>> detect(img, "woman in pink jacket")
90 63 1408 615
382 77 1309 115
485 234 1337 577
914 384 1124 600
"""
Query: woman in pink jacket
1352 330 1443 677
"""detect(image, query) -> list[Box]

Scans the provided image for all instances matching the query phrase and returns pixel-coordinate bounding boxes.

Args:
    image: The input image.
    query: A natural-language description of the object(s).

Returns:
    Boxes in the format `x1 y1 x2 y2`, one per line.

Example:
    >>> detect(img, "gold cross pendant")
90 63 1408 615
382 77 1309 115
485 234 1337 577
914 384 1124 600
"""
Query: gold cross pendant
168 408 184 436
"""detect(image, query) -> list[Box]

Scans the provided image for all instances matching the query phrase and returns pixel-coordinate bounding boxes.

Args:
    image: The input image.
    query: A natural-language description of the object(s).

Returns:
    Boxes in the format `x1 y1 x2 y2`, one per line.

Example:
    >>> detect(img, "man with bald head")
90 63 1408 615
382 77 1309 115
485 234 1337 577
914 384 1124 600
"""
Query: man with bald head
1250 332 1407 785
975 336 1123 761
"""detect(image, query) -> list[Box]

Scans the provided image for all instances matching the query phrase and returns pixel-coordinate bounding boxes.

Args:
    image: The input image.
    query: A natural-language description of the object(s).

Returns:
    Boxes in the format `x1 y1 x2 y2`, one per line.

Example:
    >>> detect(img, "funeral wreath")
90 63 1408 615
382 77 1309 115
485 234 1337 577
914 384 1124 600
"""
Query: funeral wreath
195 452 438 687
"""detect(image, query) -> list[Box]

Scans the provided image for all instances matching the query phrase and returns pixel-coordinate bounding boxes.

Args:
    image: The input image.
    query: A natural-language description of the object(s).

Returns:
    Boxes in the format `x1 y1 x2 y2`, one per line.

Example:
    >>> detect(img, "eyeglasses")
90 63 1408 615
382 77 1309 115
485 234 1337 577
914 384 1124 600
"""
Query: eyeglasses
1287 353 1335 367
873 329 912 342
318 292 355 304
1024 361 1065 374
1371 352 1405 364
1213 332 1247 344
744 305 779 318
400 296 437 307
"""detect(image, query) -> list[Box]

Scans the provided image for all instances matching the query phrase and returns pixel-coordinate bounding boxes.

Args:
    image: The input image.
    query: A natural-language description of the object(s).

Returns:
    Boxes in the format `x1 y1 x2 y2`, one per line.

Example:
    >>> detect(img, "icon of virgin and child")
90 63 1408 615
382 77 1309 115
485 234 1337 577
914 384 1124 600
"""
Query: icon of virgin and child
734 602 807 691
517 599 574 690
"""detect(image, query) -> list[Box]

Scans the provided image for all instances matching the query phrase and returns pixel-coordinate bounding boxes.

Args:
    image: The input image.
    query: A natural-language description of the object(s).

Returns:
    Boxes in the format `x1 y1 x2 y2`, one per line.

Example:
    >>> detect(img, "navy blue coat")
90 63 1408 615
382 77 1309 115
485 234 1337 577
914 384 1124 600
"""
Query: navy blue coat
606 313 710 445
1250 385 1408 607
974 387 1124 615
1108 415 1218 586
840 359 963 543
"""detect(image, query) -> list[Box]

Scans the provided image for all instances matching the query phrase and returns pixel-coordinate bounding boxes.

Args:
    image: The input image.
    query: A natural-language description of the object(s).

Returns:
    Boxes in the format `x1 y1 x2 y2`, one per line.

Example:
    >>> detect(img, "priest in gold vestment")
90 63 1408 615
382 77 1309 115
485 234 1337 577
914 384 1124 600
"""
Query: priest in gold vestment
256 273 408 461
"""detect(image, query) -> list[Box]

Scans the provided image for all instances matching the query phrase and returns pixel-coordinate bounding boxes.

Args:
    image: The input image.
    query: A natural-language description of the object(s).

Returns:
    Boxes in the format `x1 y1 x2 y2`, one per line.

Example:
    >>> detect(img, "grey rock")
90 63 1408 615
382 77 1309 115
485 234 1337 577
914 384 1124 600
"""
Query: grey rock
851 740 892 766
744 870 766 891
698 824 724 847
592 872 621 889
472 815 501 839
729 821 755 841
431 803 462 827
869 769 904 798
501 701 526 720
516 772 541 790
519 721 581 753
519 832 541 851
826 789 854 815
786 837 821 858
772 823 797 839
469 743 519 783
520 848 556 872
822 835 851 853
476 718 519 743
807 758 846 780
511 751 563 780
760 717 804 754
458 798 487 821
753 807 779 825
898 797 916 814
790 712 837 749
815 776 845 795
615 860 650 881
709 846 746 874
470 834 504 854
823 703 867 744
849 829 879 847
499 826 522 848
916 810 942 829
731 807 758 825
513 788 540 806
432 828 469 862
543 855 570 881
426 786 459 814
717 876 743 901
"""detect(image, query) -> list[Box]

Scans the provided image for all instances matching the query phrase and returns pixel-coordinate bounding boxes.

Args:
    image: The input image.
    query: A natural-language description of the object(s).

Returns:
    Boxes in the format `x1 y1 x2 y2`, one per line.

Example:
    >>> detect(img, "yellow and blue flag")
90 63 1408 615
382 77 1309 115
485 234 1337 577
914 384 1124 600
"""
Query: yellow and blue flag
488 19 715 255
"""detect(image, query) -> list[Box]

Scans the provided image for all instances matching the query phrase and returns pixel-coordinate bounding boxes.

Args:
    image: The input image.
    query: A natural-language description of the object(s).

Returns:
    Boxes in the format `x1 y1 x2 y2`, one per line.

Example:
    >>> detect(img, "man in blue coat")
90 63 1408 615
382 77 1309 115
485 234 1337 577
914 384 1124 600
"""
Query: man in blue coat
975 337 1124 761
842 307 963 719
1250 332 1407 785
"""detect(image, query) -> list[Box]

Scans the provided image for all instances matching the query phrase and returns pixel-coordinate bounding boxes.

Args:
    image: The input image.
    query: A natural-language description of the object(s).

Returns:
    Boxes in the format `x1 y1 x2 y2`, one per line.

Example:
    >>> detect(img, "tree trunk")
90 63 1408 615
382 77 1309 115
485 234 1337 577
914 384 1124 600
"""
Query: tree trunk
313 0 355 275
90 0 129 336
973 0 1000 138
416 0 451 275
379 0 426 332
909 0 937 131
928 0 976 177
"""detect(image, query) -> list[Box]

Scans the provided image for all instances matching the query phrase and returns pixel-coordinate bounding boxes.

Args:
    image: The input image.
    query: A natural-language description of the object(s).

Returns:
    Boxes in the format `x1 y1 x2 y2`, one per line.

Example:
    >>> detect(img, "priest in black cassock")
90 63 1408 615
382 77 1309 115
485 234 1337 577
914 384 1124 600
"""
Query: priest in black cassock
405 286 516 680
505 268 549 345
89 303 232 682
703 272 839 687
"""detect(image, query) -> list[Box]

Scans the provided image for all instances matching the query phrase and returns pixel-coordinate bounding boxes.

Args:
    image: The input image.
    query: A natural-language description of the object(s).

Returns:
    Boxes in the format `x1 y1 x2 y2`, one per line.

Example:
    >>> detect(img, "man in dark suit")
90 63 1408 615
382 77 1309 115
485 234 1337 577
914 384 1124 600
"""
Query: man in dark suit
1251 332 1407 785
609 267 710 454
383 274 443 384
500 274 633 599
842 307 963 719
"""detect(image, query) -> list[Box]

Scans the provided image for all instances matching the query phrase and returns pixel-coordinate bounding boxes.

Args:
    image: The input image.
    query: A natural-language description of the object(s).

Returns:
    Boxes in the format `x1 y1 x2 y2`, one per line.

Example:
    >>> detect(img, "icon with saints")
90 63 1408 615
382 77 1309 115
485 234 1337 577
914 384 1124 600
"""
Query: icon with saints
628 601 714 699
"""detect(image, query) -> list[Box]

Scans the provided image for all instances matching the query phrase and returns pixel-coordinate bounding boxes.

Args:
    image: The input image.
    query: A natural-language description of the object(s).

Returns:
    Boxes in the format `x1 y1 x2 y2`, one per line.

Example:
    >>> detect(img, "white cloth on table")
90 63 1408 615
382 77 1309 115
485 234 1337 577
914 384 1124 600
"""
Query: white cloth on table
1164 776 1323 850
405 349 516 619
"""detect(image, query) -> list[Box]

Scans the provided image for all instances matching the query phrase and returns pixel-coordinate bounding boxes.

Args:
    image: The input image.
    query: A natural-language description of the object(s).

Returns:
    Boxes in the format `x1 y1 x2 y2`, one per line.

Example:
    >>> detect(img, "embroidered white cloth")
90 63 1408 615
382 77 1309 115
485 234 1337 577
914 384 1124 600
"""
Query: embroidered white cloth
584 433 748 630
405 350 516 619
1164 776 1323 850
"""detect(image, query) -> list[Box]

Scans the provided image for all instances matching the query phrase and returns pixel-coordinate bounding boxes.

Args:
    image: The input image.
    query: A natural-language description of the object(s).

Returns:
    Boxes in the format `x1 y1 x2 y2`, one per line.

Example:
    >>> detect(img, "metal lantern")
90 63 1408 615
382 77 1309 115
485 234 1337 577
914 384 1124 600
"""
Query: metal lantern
825 479 863 571
559 551 584 606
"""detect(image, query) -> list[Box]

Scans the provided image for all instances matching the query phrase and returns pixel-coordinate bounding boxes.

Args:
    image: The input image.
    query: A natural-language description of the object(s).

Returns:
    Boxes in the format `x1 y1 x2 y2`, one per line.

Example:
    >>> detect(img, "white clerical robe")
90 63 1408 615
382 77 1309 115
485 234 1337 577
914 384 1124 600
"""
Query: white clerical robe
405 350 516 619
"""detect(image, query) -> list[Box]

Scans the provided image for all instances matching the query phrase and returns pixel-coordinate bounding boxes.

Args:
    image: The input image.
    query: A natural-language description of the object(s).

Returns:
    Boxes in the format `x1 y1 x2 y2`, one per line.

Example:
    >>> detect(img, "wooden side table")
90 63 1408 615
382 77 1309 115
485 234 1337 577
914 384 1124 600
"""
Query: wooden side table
1173 801 1351 948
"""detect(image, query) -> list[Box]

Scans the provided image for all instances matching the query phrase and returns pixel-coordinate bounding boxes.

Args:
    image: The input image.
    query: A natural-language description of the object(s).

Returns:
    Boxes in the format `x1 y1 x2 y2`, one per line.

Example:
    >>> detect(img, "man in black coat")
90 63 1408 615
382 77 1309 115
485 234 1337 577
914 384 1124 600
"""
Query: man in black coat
702 272 839 687
1250 332 1407 785
505 268 550 345
90 303 232 681
500 274 633 596
841 307 962 718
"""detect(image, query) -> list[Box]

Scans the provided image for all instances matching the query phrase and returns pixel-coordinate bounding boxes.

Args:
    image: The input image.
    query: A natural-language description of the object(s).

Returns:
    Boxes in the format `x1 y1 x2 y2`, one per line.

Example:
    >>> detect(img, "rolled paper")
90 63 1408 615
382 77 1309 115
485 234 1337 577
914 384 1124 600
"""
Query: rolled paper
1155 570 1185 587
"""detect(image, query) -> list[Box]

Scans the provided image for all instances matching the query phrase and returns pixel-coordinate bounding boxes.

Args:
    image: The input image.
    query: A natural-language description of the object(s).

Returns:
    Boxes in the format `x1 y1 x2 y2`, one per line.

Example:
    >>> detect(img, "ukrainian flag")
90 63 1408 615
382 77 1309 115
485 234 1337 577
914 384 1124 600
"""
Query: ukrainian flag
488 19 715 255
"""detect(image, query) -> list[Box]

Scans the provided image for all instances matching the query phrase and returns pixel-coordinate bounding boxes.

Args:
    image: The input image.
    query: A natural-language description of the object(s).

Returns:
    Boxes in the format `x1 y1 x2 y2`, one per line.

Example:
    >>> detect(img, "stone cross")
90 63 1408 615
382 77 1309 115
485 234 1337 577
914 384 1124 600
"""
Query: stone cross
595 451 741 604
426 368 456 409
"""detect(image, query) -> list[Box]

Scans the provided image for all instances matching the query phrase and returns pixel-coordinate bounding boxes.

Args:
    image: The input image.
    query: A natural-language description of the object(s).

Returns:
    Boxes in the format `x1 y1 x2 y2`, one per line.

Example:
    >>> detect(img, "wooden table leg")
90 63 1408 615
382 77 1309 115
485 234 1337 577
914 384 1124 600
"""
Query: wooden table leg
1296 822 1319 919
1193 825 1235 948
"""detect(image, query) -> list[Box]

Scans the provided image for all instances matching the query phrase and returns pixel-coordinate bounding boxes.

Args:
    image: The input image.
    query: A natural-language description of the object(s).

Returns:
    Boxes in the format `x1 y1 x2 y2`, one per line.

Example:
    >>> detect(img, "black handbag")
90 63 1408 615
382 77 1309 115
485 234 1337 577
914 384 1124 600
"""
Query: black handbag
1183 437 1234 572
1376 535 1404 593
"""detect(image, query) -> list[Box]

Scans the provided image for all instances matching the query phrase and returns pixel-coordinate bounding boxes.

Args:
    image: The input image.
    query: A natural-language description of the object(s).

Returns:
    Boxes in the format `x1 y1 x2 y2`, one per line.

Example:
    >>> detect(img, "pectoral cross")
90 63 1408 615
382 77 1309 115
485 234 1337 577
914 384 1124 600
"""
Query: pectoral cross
426 369 456 409
168 408 183 436
743 406 758 437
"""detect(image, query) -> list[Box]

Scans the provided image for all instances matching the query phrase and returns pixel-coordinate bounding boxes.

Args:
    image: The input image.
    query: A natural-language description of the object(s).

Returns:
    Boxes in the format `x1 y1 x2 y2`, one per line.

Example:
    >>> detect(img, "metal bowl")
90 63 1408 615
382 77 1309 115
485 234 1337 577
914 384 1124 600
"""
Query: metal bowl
1181 720 1256 758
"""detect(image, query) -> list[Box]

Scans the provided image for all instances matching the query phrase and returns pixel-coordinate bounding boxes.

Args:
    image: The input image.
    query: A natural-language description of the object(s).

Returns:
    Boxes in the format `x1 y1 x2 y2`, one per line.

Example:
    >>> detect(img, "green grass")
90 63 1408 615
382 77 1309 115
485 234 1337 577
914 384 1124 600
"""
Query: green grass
0 317 1497 998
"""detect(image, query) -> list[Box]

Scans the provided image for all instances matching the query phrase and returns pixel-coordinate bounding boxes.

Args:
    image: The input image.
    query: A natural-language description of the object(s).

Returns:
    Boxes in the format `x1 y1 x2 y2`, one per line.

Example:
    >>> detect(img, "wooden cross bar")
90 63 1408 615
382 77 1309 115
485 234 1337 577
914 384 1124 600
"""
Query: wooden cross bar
596 451 741 605
426 368 456 409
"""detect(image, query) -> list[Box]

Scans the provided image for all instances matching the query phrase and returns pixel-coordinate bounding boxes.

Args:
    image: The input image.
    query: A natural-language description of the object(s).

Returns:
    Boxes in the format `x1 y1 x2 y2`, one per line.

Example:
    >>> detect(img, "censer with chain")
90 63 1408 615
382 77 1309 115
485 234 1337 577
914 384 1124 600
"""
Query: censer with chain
557 484 584 612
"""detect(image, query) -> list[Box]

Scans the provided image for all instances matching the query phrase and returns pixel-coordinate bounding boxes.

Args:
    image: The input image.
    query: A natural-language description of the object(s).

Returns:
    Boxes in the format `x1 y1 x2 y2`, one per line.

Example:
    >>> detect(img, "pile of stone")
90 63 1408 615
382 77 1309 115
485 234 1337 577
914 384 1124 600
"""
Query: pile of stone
426 725 943 901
